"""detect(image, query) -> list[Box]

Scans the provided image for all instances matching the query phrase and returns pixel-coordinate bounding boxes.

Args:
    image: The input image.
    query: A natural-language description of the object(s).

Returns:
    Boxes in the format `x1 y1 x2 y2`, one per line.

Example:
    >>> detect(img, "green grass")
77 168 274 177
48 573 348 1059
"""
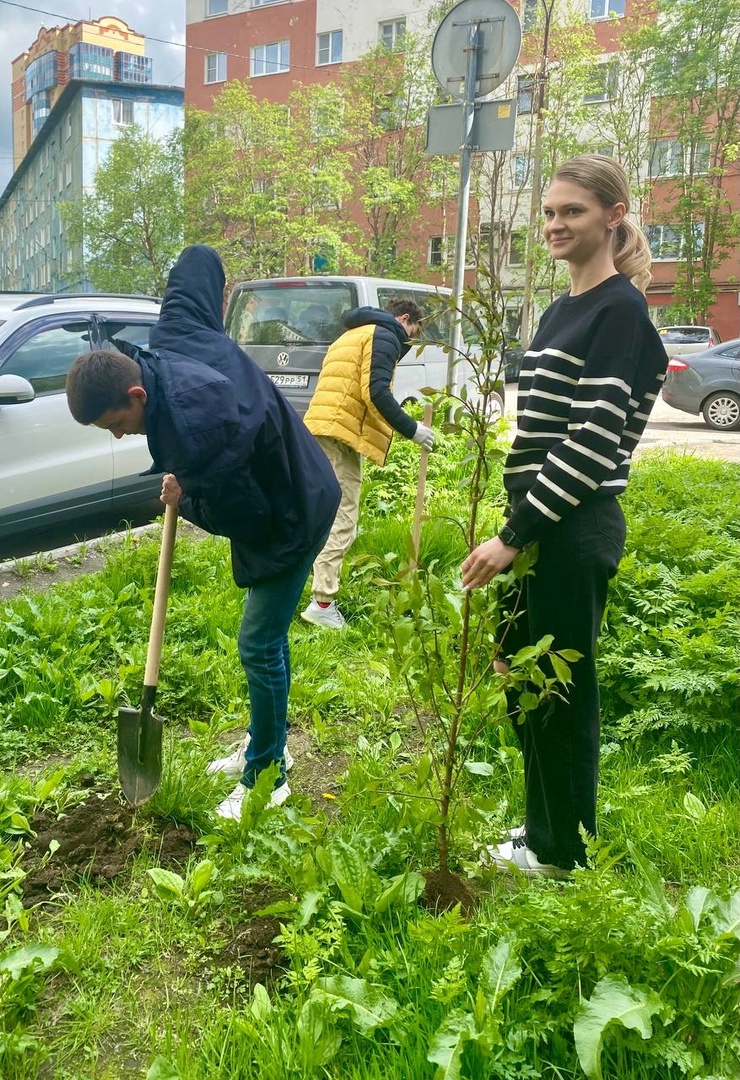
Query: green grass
0 444 738 1078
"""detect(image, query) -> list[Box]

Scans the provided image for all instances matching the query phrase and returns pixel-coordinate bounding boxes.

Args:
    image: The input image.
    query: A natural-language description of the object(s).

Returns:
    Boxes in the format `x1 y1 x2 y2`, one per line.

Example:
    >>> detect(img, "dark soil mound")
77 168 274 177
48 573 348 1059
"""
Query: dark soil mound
21 789 197 903
210 915 287 990
421 868 477 916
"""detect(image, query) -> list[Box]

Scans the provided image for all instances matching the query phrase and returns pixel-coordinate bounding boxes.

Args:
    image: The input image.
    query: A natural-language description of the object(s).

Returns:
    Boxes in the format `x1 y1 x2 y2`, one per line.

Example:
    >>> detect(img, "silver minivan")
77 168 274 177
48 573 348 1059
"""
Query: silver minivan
224 275 499 416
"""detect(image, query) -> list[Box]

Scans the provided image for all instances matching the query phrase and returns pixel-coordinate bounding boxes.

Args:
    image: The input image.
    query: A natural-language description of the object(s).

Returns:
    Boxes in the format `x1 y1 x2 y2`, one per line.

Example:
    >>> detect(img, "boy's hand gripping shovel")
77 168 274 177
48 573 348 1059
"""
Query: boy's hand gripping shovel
118 502 178 805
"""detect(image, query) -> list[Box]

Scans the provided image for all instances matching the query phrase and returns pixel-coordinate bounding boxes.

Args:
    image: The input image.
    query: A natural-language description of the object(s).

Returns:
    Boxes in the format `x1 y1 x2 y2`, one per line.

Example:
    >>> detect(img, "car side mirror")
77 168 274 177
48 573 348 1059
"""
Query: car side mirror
0 373 36 404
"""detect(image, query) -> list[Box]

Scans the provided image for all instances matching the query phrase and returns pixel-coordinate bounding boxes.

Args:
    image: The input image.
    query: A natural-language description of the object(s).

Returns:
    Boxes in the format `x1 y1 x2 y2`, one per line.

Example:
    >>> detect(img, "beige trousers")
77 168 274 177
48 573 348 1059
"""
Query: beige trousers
312 436 363 602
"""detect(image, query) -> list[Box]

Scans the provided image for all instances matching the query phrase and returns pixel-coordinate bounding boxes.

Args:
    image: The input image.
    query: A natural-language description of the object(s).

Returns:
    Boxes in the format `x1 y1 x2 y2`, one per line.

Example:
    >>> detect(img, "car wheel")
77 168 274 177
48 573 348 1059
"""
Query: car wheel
701 391 740 431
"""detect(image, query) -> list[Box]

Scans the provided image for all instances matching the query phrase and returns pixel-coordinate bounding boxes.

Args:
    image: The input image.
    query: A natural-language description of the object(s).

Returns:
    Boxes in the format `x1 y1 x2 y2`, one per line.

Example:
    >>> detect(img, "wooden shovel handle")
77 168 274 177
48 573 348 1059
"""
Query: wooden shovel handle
411 403 433 565
143 502 178 688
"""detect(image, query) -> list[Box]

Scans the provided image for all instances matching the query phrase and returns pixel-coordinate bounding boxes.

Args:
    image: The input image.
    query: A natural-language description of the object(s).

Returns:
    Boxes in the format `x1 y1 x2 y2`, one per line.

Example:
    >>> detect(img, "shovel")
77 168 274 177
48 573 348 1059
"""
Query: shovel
118 502 178 805
411 403 434 568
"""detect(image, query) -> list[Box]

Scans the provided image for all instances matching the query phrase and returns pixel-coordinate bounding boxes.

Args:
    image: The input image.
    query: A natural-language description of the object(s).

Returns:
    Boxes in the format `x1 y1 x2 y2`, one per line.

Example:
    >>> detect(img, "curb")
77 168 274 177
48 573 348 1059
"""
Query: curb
0 521 163 576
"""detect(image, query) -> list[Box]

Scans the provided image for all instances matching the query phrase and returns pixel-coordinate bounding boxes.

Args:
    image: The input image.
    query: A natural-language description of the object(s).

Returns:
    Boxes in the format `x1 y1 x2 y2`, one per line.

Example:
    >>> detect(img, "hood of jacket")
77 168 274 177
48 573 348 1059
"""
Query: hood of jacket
342 307 409 348
150 244 226 356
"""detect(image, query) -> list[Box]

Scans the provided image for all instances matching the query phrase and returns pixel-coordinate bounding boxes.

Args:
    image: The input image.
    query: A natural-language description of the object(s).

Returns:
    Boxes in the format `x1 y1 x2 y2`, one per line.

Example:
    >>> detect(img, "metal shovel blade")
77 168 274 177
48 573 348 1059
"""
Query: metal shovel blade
118 703 164 806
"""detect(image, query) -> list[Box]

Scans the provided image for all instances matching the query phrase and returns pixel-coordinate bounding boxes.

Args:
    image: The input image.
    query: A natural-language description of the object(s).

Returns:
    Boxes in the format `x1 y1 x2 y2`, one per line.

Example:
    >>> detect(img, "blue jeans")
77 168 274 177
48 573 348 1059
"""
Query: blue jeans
238 536 326 789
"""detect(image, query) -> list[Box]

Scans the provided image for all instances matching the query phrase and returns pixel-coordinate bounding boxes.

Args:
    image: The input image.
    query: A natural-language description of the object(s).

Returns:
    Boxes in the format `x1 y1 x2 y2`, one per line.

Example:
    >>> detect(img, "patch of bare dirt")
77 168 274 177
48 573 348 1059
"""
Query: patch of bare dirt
421 868 478 916
21 788 197 904
209 914 287 991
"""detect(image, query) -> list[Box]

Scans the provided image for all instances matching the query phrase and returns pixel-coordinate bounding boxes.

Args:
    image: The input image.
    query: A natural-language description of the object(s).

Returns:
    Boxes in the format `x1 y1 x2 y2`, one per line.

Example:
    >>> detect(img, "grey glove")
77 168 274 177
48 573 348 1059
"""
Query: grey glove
411 423 435 451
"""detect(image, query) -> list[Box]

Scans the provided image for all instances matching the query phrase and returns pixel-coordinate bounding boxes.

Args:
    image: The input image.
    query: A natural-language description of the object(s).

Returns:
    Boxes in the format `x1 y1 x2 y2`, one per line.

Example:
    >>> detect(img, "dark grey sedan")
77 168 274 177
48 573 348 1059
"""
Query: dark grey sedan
661 338 740 431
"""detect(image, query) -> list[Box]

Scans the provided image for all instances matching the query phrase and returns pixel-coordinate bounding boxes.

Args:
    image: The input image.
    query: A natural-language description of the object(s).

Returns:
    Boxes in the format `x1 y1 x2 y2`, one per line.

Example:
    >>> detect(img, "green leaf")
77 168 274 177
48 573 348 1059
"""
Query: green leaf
627 840 673 918
297 889 325 928
374 871 425 913
712 890 740 940
463 761 494 776
682 791 706 822
189 859 216 898
479 934 522 1006
557 649 582 662
574 975 665 1080
250 983 273 1020
684 886 714 930
145 1056 180 1080
297 997 342 1068
549 653 572 685
146 868 185 900
417 753 433 786
0 942 60 980
427 1009 477 1079
313 976 399 1035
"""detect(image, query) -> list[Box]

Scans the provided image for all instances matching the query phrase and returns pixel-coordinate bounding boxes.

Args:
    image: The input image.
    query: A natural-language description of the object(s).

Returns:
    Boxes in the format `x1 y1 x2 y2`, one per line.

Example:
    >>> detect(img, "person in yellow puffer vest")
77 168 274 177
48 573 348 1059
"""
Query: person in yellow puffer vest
301 298 435 629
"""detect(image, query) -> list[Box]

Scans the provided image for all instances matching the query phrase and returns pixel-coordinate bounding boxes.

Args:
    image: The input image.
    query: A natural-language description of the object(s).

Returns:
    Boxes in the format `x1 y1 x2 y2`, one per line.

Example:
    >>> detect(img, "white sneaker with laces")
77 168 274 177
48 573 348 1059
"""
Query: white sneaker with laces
300 599 346 629
484 837 571 880
215 780 291 820
207 737 294 777
508 824 526 839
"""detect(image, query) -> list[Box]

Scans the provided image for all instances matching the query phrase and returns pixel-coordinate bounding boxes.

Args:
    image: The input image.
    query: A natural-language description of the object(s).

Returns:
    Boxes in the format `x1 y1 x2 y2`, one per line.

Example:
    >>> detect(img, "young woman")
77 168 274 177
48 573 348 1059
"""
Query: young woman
461 154 668 878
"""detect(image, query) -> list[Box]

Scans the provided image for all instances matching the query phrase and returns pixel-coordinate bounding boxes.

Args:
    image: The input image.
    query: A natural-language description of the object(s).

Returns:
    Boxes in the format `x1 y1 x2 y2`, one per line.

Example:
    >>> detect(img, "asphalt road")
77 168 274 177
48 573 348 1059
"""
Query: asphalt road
0 389 737 564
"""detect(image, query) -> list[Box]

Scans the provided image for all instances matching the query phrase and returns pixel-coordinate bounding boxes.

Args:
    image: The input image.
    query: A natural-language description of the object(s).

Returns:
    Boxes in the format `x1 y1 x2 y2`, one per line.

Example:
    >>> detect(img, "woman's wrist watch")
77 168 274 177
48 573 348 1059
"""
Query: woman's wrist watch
497 523 523 549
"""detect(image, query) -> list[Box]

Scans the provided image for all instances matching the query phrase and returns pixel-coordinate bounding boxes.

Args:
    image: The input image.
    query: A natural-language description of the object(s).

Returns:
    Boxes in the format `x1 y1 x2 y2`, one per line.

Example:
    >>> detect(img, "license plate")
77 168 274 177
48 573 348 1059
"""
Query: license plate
268 373 309 389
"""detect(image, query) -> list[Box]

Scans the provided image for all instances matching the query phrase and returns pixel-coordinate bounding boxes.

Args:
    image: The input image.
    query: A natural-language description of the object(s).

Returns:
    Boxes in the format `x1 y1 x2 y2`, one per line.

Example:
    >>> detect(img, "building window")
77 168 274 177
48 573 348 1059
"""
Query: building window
112 98 134 126
317 30 343 65
205 51 227 83
589 0 625 17
583 63 618 103
509 229 527 266
64 161 73 187
522 0 539 31
25 51 58 98
379 19 406 50
644 222 705 261
206 0 228 14
517 76 534 114
69 42 114 81
428 237 444 266
66 114 73 140
115 52 153 84
251 41 290 76
514 154 531 186
650 138 711 178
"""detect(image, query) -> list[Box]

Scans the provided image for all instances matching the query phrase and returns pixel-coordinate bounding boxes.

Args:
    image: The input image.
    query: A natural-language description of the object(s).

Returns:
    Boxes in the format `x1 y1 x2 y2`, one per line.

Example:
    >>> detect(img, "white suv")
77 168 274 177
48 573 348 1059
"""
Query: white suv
0 292 161 541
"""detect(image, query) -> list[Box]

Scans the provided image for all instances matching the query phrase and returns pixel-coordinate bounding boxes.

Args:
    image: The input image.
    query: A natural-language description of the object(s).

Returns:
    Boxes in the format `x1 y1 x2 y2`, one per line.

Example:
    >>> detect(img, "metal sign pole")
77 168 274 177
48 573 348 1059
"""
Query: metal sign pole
447 21 480 399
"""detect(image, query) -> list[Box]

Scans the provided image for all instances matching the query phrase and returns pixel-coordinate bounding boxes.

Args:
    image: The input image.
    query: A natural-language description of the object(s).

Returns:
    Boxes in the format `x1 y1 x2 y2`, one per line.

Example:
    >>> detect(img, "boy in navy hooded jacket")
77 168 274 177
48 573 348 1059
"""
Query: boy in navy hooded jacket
66 245 340 818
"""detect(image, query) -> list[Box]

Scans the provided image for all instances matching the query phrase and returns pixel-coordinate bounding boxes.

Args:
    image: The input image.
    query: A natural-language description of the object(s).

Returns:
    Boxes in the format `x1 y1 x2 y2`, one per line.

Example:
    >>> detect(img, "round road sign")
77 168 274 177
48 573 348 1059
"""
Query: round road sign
432 0 522 101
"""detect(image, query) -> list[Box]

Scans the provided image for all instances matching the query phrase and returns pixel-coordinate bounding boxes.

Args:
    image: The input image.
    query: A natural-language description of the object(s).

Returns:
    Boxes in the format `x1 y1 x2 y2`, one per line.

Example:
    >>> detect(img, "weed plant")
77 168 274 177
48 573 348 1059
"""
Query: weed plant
0 445 737 1077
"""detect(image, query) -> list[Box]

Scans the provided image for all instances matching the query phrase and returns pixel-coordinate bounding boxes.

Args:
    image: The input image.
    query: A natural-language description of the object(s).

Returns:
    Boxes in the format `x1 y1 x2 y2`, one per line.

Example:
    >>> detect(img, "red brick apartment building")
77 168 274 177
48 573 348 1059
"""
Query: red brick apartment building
185 0 740 338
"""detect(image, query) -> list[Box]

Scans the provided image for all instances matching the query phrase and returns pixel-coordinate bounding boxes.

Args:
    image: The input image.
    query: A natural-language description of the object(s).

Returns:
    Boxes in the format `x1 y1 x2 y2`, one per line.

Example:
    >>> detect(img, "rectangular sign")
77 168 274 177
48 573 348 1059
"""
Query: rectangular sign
425 99 517 156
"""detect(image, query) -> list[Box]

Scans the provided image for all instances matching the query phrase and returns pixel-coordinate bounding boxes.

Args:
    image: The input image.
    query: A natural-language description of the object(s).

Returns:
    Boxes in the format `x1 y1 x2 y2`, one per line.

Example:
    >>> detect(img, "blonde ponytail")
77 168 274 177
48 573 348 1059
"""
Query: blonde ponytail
614 218 652 295
553 154 652 293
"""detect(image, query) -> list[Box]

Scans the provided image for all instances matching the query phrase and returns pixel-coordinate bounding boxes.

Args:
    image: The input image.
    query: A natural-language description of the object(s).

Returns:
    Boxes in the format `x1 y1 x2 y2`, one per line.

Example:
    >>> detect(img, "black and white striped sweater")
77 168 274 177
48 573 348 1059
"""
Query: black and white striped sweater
505 274 668 546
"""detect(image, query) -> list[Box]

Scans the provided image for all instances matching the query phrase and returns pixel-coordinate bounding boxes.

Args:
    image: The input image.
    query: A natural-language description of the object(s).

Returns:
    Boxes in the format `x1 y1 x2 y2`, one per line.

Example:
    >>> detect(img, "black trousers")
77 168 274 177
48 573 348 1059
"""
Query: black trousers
501 497 626 870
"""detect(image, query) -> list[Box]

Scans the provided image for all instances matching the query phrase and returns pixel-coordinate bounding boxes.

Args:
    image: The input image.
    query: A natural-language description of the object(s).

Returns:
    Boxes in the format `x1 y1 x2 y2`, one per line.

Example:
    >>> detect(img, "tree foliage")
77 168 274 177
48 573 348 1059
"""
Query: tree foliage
184 35 457 286
623 0 740 320
60 126 184 295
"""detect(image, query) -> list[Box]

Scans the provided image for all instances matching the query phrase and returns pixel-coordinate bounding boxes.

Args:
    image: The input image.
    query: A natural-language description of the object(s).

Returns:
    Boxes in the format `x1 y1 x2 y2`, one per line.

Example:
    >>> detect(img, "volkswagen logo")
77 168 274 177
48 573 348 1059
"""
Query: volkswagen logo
276 352 290 367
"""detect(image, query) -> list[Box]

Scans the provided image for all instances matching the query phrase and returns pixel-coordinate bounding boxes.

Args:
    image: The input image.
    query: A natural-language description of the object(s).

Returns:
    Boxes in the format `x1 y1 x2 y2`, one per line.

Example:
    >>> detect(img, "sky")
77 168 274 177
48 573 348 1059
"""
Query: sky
0 0 186 192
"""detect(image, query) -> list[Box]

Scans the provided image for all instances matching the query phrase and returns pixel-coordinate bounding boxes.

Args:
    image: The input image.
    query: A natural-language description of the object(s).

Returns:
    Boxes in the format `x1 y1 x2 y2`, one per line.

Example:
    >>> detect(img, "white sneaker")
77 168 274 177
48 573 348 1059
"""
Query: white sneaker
300 599 346 629
207 737 294 777
509 824 526 839
483 838 571 880
215 781 291 820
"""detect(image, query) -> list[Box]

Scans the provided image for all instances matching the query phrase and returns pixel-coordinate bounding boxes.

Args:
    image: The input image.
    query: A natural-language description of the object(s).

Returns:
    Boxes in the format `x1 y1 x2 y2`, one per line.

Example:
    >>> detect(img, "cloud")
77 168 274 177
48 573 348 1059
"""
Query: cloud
0 0 185 191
